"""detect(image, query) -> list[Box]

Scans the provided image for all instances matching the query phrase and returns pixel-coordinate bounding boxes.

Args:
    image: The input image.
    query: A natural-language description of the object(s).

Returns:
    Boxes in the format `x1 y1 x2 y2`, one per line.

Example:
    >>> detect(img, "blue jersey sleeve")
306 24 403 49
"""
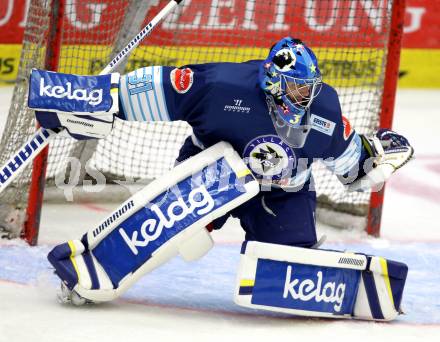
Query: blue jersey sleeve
118 65 212 125
319 90 365 177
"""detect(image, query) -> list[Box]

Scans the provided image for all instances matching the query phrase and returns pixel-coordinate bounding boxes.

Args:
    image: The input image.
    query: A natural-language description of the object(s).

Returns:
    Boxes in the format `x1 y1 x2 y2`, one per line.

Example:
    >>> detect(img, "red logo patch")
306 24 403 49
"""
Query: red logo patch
170 68 193 94
342 115 353 140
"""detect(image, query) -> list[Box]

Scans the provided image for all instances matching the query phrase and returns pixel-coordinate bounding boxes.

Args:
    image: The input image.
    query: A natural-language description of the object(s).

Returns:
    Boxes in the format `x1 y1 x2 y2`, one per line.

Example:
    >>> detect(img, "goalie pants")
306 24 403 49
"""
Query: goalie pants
177 137 317 248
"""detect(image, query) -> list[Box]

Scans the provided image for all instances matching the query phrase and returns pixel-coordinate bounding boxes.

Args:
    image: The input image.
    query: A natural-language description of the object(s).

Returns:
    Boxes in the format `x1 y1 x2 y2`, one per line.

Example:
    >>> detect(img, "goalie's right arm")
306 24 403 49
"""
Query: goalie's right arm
28 69 120 140
118 65 206 124
29 65 204 140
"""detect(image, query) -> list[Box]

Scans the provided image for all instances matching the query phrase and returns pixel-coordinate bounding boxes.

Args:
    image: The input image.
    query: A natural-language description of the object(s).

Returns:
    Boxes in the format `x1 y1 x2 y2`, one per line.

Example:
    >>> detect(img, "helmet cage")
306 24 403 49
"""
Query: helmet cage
281 73 322 111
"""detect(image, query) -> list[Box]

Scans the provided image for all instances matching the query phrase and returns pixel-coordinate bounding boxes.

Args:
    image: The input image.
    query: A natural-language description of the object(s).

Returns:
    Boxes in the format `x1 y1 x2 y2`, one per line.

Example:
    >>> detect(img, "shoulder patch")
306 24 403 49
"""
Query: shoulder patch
170 67 193 94
342 115 353 140
310 114 335 136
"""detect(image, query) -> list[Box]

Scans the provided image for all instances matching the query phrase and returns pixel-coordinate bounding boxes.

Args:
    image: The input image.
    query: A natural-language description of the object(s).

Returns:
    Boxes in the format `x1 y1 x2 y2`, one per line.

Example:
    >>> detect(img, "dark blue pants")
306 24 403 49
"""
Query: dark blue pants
177 137 317 248
229 189 317 247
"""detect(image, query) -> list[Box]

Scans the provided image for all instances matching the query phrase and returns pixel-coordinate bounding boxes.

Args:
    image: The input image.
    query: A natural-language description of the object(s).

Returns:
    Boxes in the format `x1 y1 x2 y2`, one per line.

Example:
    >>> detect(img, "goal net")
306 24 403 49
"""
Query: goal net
0 0 405 244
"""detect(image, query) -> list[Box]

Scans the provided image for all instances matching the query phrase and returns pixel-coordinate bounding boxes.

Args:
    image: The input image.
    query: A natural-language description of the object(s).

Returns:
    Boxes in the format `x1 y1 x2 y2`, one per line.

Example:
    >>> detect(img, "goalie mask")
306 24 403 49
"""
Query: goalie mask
259 37 322 148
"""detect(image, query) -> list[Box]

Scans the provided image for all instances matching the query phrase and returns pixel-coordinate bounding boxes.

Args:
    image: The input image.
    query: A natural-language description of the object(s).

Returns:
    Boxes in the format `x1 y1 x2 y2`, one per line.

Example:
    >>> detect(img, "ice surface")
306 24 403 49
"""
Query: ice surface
1 86 440 341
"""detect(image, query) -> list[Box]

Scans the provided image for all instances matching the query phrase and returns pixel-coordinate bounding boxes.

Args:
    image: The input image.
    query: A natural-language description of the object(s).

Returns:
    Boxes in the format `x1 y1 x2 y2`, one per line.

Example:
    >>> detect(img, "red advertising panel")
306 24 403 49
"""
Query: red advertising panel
403 0 440 48
1 0 438 48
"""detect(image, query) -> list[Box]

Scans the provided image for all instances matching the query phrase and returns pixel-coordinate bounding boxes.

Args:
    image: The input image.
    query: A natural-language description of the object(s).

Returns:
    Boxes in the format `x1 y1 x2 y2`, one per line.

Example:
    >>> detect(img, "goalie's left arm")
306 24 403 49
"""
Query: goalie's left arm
321 111 414 191
345 128 414 191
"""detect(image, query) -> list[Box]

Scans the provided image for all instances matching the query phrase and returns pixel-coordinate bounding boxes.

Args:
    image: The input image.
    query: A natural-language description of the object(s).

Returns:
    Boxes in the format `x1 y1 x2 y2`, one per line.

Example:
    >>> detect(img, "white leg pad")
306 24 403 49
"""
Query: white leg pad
48 141 259 303
234 241 408 321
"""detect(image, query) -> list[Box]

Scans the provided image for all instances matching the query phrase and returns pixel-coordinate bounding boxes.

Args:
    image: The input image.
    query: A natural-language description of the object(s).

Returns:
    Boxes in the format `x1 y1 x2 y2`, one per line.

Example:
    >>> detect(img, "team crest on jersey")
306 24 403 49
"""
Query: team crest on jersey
243 135 296 181
170 67 193 94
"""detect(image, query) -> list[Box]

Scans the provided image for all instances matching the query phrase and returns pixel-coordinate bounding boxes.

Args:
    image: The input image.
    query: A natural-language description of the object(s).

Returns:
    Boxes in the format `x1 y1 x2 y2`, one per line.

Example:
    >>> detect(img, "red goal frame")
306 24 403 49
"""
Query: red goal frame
366 0 406 236
23 0 66 245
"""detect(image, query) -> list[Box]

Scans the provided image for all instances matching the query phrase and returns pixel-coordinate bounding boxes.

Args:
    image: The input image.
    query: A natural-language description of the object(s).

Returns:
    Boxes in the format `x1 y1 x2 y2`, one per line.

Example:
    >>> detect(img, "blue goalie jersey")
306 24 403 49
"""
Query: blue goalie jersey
118 61 365 190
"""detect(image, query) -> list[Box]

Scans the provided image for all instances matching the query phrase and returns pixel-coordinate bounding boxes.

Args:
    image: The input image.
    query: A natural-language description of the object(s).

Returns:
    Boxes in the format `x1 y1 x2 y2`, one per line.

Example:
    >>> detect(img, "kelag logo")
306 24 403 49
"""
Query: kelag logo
39 78 103 106
90 157 247 286
251 259 360 315
119 185 214 255
283 265 345 312
28 69 112 113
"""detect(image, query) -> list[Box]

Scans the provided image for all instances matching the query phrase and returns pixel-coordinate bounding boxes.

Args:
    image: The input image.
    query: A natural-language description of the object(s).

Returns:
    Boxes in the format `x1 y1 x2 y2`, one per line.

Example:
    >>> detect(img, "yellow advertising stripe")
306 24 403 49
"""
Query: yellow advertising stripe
240 279 255 287
399 49 440 88
123 46 387 87
379 257 395 308
0 44 22 84
67 240 81 282
1 44 440 87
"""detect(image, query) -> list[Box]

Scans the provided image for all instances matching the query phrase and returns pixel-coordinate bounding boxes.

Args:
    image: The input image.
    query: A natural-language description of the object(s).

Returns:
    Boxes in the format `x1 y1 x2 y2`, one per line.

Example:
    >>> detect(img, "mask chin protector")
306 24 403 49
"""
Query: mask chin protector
266 96 312 148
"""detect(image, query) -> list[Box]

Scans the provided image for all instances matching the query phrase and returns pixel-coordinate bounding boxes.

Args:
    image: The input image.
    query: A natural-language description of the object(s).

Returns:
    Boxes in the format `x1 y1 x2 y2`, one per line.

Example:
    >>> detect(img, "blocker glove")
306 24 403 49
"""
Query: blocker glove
28 69 120 140
34 111 115 140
